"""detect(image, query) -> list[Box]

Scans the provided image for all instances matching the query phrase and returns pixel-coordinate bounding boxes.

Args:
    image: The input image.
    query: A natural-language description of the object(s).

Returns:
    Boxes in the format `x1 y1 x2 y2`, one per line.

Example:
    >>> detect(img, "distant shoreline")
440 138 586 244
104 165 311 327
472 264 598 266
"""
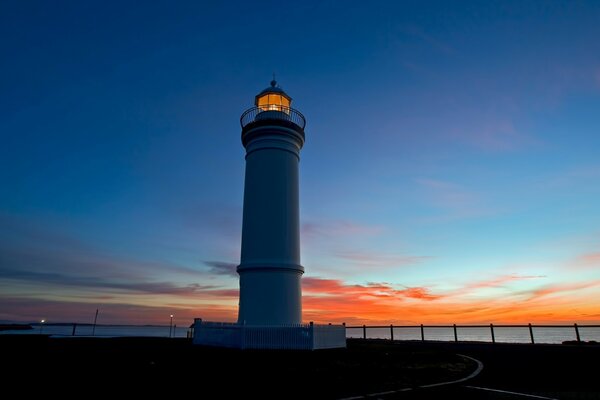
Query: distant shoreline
0 324 32 331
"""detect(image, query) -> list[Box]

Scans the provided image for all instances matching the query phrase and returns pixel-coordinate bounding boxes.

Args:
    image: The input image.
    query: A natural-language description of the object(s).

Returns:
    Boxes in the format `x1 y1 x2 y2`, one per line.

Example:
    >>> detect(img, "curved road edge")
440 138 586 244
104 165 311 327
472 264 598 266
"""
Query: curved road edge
421 354 484 388
338 353 484 400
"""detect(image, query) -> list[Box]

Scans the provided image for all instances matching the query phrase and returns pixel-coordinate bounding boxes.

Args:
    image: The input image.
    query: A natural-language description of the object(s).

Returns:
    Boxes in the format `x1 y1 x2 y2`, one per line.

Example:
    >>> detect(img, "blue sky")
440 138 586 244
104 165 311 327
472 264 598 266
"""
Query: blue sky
1 1 600 325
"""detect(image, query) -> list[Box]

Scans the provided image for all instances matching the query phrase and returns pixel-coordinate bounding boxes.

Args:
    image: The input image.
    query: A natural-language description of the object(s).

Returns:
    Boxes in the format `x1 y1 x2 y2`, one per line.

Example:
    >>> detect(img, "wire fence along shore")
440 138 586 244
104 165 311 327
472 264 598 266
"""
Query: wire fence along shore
3 322 600 344
345 323 600 344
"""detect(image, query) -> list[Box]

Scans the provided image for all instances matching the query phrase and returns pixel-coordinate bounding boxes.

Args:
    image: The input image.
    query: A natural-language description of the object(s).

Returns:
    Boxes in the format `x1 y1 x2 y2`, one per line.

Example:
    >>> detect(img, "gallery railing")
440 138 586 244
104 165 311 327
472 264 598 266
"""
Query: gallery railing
240 106 306 130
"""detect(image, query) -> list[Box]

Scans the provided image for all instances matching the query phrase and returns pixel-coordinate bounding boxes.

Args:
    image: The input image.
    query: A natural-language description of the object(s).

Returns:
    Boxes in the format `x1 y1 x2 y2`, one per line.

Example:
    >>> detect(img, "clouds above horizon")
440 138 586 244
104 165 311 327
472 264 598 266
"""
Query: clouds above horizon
3 208 600 325
203 260 238 276
1 1 600 325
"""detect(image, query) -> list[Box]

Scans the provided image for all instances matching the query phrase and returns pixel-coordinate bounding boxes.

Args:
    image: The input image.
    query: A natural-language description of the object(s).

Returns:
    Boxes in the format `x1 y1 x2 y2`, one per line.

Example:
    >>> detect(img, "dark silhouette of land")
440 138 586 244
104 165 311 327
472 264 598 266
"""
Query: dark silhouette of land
2 336 472 397
2 336 599 398
0 324 32 331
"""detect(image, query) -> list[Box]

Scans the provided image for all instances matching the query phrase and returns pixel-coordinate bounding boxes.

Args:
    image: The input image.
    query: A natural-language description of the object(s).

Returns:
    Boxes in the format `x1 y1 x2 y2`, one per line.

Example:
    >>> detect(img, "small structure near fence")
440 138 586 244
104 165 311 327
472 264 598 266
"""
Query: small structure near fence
193 319 346 350
346 323 600 344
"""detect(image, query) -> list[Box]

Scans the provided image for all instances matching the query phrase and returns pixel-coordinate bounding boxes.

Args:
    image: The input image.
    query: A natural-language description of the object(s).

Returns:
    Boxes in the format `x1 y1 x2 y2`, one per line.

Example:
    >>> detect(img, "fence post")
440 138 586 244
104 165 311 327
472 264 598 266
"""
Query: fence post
241 322 246 350
574 323 581 343
528 323 535 344
453 324 458 342
363 324 366 340
390 324 394 341
490 323 495 343
420 324 425 341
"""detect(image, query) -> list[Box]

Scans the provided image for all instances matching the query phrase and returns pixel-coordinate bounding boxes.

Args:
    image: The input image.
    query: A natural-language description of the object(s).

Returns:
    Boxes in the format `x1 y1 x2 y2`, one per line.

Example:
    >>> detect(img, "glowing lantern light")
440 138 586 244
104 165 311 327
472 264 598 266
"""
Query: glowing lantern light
255 79 291 113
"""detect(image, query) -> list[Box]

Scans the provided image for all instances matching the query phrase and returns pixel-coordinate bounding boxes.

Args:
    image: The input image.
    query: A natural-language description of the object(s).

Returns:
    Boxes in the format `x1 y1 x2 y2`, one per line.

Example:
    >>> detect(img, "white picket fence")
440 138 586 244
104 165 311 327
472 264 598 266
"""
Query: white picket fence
192 319 346 350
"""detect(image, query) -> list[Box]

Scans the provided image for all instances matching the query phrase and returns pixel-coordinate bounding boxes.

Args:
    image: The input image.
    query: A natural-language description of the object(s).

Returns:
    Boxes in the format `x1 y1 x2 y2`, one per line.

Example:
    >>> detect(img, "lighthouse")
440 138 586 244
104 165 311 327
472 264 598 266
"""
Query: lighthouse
193 81 345 349
237 79 305 325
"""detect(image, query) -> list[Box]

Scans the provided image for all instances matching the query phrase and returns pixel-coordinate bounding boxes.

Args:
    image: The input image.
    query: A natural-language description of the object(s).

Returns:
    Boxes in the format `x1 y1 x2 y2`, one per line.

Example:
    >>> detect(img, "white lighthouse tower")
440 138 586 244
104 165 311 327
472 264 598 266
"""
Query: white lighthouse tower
237 79 304 325
193 81 345 349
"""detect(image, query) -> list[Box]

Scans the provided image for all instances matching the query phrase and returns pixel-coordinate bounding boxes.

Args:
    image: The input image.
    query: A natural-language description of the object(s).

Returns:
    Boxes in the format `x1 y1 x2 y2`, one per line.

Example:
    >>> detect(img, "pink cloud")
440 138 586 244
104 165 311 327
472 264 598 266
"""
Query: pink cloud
439 101 539 152
333 250 429 267
461 118 528 151
540 165 600 190
415 178 498 221
301 220 384 239
416 179 478 209
527 280 600 301
460 274 546 292
572 253 600 268
301 220 427 272
202 289 239 298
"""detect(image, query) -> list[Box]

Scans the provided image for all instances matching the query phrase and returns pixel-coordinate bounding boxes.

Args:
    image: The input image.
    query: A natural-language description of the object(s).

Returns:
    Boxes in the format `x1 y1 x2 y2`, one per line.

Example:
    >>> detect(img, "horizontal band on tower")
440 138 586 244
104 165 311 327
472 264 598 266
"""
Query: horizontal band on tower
237 263 305 274
241 123 305 149
244 136 302 160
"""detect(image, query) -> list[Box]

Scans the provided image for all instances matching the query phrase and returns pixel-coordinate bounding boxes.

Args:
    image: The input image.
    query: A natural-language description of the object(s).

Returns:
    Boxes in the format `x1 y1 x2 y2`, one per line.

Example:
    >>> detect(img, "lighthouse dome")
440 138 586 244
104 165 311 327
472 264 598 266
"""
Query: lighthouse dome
255 80 292 111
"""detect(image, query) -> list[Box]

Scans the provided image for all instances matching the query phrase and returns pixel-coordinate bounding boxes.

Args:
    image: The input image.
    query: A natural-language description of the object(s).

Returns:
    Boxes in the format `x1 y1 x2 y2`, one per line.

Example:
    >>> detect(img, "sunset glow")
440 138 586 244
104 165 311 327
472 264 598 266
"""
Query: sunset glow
1 1 600 326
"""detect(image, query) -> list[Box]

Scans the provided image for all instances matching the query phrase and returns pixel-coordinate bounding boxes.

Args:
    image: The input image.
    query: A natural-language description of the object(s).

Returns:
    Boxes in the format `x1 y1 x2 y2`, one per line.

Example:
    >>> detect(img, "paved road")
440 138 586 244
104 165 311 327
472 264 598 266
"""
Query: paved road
355 341 600 399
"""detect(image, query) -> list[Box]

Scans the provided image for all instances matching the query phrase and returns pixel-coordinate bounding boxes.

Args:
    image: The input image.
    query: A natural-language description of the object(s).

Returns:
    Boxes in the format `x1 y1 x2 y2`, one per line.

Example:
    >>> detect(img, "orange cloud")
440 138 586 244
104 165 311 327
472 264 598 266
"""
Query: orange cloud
302 277 447 324
400 287 441 300
303 277 440 300
4 274 599 326
572 252 600 268
301 276 600 325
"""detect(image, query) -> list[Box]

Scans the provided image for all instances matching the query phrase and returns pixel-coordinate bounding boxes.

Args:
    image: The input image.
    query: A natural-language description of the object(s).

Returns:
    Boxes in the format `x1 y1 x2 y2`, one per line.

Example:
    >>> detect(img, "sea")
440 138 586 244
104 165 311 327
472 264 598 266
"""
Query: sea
2 324 599 344
346 326 600 344
0 324 189 338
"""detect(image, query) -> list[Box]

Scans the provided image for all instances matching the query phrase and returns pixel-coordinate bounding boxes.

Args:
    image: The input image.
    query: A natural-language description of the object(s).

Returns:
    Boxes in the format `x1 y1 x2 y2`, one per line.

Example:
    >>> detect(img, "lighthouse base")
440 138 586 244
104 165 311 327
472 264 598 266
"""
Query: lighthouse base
192 319 346 350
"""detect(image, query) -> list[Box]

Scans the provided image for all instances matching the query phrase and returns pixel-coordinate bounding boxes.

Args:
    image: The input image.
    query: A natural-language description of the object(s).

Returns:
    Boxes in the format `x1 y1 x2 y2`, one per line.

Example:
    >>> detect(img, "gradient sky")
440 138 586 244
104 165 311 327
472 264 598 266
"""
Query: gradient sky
1 1 600 326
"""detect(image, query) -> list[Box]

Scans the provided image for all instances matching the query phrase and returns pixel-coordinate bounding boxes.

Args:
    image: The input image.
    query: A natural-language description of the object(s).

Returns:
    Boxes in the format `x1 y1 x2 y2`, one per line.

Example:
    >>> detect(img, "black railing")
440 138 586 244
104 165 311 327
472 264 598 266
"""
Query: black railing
345 323 600 344
240 106 306 129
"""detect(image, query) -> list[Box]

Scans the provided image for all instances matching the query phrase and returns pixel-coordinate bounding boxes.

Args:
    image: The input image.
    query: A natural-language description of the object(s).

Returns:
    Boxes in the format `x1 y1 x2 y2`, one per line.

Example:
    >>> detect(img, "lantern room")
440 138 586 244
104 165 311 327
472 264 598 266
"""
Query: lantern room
255 80 291 112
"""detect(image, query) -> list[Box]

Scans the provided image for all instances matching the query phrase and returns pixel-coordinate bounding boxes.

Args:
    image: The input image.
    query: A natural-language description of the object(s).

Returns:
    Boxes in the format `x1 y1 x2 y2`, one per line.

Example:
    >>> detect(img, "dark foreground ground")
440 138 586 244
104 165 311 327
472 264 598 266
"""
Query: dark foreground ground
385 341 600 400
2 336 599 399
